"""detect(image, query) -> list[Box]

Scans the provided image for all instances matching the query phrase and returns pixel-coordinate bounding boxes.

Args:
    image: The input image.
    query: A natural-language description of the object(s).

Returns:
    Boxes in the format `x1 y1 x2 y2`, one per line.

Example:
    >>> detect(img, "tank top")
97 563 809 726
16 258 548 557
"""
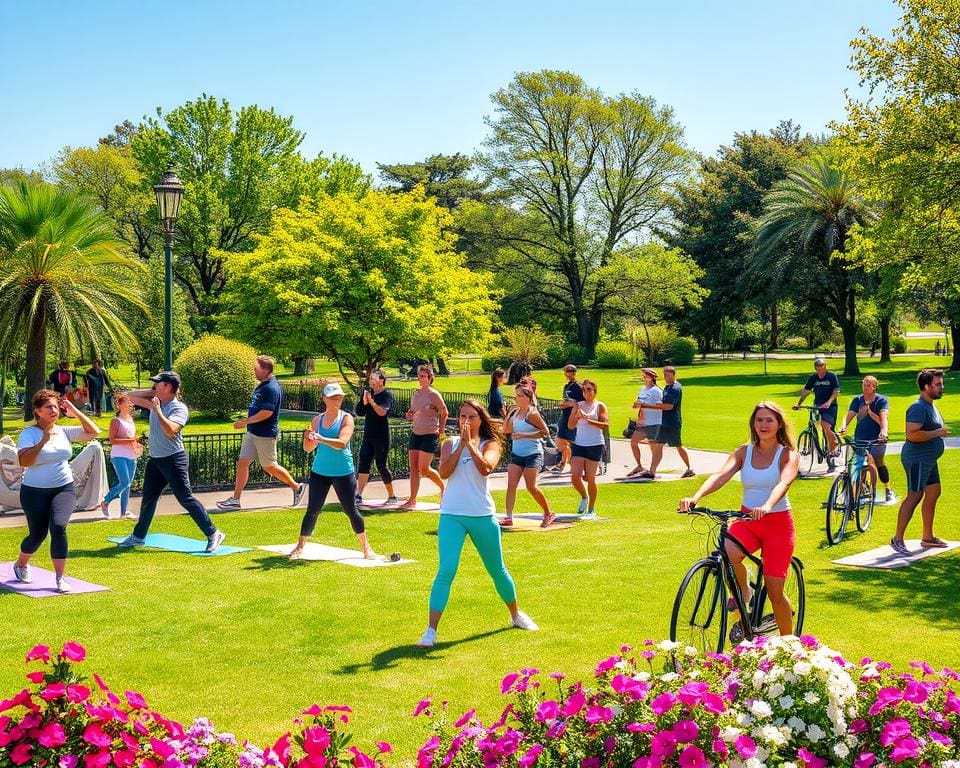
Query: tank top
109 416 138 460
311 411 355 477
740 444 790 513
574 400 605 447
411 388 441 435
509 409 542 457
441 437 496 517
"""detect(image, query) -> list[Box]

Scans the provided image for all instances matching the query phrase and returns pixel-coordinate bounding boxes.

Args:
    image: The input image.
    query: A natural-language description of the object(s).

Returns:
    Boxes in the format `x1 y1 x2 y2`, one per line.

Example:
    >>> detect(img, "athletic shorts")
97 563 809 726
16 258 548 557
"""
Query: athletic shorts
409 433 439 454
509 452 543 470
633 424 660 442
656 425 682 447
868 443 887 462
571 444 603 462
557 417 578 442
727 510 796 579
903 459 940 493
819 407 838 427
239 432 279 467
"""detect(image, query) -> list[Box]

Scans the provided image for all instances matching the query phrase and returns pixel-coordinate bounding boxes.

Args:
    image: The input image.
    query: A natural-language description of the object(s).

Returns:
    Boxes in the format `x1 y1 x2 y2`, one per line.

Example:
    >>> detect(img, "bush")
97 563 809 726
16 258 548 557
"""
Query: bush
664 336 697 365
175 335 257 418
781 336 808 351
481 352 512 372
635 325 676 365
545 341 589 368
593 341 633 368
892 335 908 354
503 325 552 367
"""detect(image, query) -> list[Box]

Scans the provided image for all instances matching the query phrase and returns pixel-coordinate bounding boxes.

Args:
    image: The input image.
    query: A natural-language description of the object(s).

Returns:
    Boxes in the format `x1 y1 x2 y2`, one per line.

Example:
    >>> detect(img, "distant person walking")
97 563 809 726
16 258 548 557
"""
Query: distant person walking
890 369 949 555
401 365 448 509
567 379 608 518
627 368 662 477
217 355 305 511
85 359 112 417
794 355 841 471
553 364 583 474
12 390 100 593
355 368 398 505
117 371 226 553
487 368 506 420
644 366 695 479
100 391 140 520
839 375 895 503
502 385 555 528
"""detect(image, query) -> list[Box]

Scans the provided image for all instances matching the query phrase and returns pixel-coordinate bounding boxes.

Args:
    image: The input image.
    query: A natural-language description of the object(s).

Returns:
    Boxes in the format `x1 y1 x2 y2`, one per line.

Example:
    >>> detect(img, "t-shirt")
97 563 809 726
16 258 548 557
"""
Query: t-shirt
247 376 282 438
661 382 683 428
848 394 888 442
86 367 109 391
355 389 394 439
488 387 505 419
804 371 840 408
637 385 663 426
49 369 76 395
18 425 86 488
149 399 189 458
562 381 584 402
901 397 945 464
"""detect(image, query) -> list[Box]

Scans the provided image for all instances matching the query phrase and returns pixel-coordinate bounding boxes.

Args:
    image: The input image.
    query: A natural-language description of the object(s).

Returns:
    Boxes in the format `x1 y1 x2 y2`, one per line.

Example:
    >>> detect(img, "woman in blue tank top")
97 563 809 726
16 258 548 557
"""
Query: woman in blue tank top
501 385 555 528
291 382 375 559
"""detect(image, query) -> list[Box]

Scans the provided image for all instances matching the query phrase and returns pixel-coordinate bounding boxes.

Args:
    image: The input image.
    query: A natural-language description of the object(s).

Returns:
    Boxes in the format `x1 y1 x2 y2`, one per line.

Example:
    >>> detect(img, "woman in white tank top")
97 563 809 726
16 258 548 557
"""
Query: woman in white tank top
679 401 799 636
566 379 608 519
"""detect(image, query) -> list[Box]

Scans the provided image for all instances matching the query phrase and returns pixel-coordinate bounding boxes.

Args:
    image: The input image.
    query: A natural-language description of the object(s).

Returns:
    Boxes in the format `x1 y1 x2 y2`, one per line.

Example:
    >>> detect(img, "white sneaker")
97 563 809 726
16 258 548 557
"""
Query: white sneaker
581 509 598 520
417 627 437 648
216 497 241 510
293 483 307 507
56 576 72 594
205 530 226 553
577 497 588 513
511 611 539 631
12 562 31 583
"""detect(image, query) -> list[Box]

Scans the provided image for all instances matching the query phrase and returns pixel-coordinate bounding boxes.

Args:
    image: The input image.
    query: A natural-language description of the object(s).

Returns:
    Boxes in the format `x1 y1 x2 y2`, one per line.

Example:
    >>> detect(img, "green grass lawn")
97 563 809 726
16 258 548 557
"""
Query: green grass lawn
1 449 959 753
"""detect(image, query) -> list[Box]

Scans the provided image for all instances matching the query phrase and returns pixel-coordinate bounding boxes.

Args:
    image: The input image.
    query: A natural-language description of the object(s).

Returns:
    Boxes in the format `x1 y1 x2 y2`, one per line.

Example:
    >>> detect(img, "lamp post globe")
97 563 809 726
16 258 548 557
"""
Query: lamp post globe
153 166 184 371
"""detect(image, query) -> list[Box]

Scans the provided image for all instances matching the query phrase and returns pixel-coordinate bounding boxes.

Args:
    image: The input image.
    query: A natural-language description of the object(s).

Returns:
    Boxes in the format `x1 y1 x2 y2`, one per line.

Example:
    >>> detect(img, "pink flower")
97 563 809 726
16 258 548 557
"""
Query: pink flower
701 693 726 714
651 730 677 758
626 722 656 733
271 732 291 766
854 752 876 768
519 745 542 768
454 708 475 728
678 745 707 768
849 719 869 734
562 689 586 717
581 758 600 768
417 735 441 768
38 722 66 747
536 700 560 722
880 718 912 747
25 671 45 684
946 689 960 715
82 724 113 748
348 746 375 768
59 756 78 768
797 747 827 768
929 731 953 747
672 720 699 743
889 737 920 762
595 655 622 675
604 737 617 754
500 673 520 694
413 697 433 717
611 674 650 701
735 735 756 758
67 684 91 703
39 683 67 701
650 692 678 716
93 674 110 692
903 679 929 704
10 742 33 766
60 641 86 662
324 705 352 713
302 726 331 756
712 738 728 759
869 687 903 715
302 704 324 716
25 645 50 664
125 690 147 710
375 741 392 754
677 682 709 707
633 759 662 768
83 751 111 768
545 721 568 739
113 750 137 768
584 705 615 724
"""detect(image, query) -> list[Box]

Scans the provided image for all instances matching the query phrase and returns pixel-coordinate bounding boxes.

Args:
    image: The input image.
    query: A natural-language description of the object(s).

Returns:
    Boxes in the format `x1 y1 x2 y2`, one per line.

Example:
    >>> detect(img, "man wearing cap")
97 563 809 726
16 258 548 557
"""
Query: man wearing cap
627 368 662 477
553 364 584 473
118 371 226 553
217 355 305 511
644 366 695 479
794 356 841 471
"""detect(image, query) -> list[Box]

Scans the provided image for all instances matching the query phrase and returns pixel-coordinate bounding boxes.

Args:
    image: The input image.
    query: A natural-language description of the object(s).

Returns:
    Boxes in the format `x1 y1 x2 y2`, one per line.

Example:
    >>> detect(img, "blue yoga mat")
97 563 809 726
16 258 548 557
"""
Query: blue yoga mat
107 533 250 557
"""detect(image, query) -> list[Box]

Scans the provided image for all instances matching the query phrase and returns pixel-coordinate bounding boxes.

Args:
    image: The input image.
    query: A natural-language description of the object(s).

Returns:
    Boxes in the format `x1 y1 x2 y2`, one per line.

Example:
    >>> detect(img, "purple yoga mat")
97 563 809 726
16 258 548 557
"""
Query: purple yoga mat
0 562 110 598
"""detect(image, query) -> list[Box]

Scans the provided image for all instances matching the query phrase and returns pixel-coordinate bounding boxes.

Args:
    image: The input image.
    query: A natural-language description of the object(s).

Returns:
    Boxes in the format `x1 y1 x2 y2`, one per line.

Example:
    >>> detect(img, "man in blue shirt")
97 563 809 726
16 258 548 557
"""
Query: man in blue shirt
217 355 305 510
839 375 895 503
794 356 841 471
643 366 695 479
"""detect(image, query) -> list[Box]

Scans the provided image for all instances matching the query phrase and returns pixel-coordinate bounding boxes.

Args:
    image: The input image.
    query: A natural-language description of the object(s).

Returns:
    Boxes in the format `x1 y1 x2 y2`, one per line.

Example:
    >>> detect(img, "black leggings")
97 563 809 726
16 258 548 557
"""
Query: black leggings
20 482 76 560
357 436 393 484
301 472 365 536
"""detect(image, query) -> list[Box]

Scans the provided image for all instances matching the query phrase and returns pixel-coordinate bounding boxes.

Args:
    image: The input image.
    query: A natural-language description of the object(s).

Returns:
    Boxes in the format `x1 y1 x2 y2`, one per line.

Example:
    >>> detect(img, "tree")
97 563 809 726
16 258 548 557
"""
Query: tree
0 181 146 418
470 70 691 354
751 154 879 375
377 153 490 209
219 188 498 386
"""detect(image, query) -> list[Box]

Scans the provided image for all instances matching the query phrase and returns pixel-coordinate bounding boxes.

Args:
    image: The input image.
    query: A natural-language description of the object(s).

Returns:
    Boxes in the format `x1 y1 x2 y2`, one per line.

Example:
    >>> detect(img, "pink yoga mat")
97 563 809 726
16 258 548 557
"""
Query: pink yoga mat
0 562 109 598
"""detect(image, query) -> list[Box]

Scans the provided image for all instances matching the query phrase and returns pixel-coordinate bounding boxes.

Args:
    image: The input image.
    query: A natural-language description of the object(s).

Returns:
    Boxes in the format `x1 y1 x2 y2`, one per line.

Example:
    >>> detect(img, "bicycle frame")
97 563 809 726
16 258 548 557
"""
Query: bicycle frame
799 406 828 462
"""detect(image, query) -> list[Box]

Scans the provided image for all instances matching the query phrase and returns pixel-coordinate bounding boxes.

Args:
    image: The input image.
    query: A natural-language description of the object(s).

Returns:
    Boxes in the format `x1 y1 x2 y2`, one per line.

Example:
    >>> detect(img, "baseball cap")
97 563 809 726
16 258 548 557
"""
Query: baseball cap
813 356 826 367
149 371 181 388
323 382 345 397
562 364 577 372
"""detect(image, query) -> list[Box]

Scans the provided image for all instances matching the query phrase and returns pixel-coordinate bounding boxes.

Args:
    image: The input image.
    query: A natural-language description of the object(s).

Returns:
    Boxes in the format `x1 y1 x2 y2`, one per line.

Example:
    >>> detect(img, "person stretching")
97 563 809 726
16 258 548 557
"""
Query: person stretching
417 399 538 648
401 365 447 509
502 385 555 528
101 391 140 520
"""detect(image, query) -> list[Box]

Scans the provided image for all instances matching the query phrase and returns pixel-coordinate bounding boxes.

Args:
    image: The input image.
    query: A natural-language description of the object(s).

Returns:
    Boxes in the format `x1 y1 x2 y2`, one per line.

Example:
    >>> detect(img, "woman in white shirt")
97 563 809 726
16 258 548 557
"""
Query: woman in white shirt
101 391 140 520
14 389 100 592
567 379 608 519
628 368 663 477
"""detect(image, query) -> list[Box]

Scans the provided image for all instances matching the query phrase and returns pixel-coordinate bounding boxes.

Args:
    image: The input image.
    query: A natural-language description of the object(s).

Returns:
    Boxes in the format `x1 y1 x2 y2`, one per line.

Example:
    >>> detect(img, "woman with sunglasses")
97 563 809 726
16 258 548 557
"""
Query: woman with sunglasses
502 385 555 528
567 379 608 519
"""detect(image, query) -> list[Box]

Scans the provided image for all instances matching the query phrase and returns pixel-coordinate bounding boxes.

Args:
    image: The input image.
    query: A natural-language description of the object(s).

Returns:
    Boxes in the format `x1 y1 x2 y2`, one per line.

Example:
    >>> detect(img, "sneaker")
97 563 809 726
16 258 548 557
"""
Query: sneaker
100 504 110 520
205 530 226 553
890 537 910 556
581 509 598 520
386 496 400 505
292 483 307 507
117 534 145 548
417 627 437 648
681 468 696 479
354 493 363 506
511 611 539 631
12 562 31 583
56 576 72 594
216 497 241 510
120 512 136 520
577 497 588 513
885 488 896 504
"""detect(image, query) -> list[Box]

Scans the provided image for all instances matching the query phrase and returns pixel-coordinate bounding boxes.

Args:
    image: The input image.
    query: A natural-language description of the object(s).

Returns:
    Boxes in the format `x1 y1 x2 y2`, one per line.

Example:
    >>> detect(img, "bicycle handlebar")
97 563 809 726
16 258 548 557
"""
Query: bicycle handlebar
679 505 750 521
839 435 887 447
793 405 822 411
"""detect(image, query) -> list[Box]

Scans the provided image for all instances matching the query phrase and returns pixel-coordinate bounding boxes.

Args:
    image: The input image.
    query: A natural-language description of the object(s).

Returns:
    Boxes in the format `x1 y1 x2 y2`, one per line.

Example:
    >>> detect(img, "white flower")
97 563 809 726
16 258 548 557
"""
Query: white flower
749 699 773 719
657 640 681 651
783 763 798 768
660 672 679 682
745 759 763 768
752 670 767 687
787 716 806 732
778 695 794 710
833 743 850 759
768 682 785 698
758 725 787 746
720 725 743 743
793 661 812 676
688 669 701 678
737 711 755 727
684 645 698 656
636 671 650 681
803 691 820 704
806 723 826 742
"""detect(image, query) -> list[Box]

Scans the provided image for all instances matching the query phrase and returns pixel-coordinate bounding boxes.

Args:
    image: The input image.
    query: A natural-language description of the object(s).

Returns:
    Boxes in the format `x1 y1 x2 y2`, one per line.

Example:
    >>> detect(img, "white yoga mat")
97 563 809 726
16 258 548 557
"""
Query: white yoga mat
832 539 960 569
258 543 414 567
496 515 573 532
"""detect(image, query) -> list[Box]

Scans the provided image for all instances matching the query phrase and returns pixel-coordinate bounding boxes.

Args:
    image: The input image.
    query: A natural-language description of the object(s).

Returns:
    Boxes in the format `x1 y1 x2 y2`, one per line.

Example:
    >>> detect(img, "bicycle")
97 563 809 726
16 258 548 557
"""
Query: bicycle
824 436 884 545
670 506 805 654
794 405 835 477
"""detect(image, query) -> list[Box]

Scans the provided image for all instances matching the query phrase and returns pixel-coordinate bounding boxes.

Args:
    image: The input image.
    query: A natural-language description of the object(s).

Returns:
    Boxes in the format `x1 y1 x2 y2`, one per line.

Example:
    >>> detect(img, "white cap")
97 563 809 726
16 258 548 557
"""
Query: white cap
322 382 345 397
813 356 826 366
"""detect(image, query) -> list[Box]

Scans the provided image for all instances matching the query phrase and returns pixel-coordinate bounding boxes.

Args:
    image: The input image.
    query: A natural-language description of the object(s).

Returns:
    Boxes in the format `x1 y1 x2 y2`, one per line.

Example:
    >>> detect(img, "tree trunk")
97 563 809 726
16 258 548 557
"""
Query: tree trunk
435 357 450 376
951 322 960 372
25 316 47 421
841 289 860 376
0 363 5 432
769 302 779 349
292 356 315 376
879 315 891 363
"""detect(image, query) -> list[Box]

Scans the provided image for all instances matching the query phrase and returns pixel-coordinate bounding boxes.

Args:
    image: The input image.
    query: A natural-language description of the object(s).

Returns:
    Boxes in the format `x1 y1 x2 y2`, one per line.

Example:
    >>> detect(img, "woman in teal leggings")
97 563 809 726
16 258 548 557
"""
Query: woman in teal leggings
417 399 539 648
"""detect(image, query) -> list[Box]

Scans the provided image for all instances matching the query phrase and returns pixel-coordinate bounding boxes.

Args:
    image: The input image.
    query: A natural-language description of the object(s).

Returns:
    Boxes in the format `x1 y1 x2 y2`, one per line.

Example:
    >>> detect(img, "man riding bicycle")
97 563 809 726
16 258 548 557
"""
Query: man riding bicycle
794 356 840 472
839 375 894 503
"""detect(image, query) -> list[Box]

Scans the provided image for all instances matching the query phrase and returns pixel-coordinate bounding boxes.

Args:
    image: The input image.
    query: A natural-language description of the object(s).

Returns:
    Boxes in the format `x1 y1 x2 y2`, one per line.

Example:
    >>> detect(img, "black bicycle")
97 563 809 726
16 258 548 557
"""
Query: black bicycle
670 506 806 653
795 405 833 477
824 436 884 545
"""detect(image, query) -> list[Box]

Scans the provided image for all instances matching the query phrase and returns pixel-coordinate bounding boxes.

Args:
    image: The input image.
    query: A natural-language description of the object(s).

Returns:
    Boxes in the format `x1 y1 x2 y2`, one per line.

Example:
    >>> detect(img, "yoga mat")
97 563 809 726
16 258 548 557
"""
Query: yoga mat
359 499 403 510
832 539 960 569
0 563 109 598
497 515 573 532
107 533 250 557
258 543 413 567
389 501 442 512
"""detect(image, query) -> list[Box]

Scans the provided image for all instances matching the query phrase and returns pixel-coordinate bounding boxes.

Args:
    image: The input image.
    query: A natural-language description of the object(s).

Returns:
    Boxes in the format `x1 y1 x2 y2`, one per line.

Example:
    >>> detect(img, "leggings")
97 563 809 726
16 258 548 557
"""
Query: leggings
104 456 137 514
20 482 76 559
301 472 365 536
357 436 393 484
429 514 517 612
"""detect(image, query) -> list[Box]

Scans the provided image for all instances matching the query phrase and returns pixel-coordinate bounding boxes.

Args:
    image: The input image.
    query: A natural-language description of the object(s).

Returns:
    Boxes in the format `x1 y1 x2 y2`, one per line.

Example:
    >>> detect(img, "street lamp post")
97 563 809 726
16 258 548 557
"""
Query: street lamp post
153 166 184 371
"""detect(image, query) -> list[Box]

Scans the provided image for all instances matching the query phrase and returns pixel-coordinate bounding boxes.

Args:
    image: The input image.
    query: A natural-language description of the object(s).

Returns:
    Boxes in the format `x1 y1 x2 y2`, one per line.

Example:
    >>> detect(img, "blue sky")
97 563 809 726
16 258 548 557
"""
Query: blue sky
1 1 901 177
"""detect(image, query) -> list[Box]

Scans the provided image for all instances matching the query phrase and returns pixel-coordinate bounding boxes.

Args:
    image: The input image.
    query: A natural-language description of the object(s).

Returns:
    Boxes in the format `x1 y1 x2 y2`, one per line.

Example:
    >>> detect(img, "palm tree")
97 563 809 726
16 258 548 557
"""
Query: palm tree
750 155 879 376
0 181 146 419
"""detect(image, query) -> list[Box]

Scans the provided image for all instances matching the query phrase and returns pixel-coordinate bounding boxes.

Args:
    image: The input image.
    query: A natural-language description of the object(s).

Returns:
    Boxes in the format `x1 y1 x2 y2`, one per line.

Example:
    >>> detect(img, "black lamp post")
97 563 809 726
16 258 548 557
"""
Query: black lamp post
153 165 184 371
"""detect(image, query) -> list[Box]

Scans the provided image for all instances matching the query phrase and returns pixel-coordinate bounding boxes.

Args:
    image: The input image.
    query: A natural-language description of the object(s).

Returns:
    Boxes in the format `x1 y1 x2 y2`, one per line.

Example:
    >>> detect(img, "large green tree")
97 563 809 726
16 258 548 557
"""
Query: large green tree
0 181 146 418
220 188 498 386
469 71 691 353
377 153 490 209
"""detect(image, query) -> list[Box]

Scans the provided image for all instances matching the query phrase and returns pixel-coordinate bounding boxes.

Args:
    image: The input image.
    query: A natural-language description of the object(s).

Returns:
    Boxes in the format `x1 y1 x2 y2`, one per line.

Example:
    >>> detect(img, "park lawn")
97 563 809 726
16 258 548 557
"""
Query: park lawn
1 451 958 754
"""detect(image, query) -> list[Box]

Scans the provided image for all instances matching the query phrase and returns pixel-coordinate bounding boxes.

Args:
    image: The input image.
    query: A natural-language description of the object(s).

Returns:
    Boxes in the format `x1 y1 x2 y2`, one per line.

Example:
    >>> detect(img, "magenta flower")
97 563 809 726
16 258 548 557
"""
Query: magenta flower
651 730 677 758
376 742 393 754
39 682 67 701
712 738 728 759
735 735 756 758
854 753 876 768
562 689 586 717
604 736 617 754
946 689 960 715
633 758 662 768
519 744 542 768
453 708 475 728
650 692 678 716
60 641 86 662
890 736 920 762
9 742 32 766
677 681 709 707
67 684 90 703
880 718 912 747
302 704 324 716
611 674 650 701
929 731 953 747
413 697 433 717
25 671 45 684
595 655 622 675
59 756 78 768
83 750 111 768
25 645 50 664
545 720 568 739
584 704 615 724
92 673 110 692
701 693 726 714
82 723 113 748
536 700 560 722
672 719 699 743
500 673 520 694
348 746 376 768
302 726 331 756
869 687 903 715
797 747 827 768
418 735 441 768
38 721 67 747
581 757 600 768
849 719 869 734
113 750 137 768
678 744 707 768
626 723 656 733
270 732 291 766
903 679 929 704
325 705 352 713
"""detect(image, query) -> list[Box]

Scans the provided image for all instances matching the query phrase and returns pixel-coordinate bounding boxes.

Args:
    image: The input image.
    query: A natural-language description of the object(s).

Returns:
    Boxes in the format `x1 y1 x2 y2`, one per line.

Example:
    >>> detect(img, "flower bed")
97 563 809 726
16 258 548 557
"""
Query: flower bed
2 636 959 767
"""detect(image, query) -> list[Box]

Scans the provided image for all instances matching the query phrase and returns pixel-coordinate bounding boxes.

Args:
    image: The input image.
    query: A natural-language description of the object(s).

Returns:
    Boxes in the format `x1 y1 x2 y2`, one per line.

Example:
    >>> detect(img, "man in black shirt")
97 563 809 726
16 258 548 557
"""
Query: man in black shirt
794 356 841 471
85 359 112 417
355 368 398 504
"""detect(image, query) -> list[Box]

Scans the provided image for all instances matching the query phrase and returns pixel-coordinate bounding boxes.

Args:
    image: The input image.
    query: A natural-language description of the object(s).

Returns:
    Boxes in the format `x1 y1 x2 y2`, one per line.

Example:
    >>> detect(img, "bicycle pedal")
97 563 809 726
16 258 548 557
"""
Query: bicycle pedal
728 623 745 644
755 615 779 636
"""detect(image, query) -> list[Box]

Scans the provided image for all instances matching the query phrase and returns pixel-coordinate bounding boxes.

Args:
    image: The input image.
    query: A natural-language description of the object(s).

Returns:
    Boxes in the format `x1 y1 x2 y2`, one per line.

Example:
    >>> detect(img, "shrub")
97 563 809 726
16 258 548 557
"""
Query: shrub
503 326 552 368
481 352 512 372
593 341 633 368
175 335 257 418
635 325 676 365
545 341 589 368
781 336 808 351
892 335 908 354
664 336 697 365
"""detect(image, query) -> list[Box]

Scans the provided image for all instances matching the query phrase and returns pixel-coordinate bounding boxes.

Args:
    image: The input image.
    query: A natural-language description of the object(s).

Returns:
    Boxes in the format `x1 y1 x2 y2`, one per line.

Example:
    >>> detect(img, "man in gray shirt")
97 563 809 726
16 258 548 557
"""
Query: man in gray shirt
118 371 226 553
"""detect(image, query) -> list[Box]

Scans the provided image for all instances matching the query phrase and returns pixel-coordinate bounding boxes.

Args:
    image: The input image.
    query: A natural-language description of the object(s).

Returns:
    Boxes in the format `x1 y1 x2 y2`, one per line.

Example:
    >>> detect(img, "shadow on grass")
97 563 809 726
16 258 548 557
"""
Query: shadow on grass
335 627 511 673
244 554 317 571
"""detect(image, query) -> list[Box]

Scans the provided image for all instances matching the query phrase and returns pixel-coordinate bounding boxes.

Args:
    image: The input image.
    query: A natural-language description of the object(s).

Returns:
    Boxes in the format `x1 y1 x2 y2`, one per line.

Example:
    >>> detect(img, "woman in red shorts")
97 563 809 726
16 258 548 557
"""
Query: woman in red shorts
679 401 799 636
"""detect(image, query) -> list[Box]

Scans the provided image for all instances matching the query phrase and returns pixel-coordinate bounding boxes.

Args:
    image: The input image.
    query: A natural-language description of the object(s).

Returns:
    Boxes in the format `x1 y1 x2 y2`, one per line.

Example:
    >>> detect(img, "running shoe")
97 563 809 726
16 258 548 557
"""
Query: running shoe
511 611 539 631
56 576 72 594
293 483 306 506
417 627 437 648
117 534 145 548
12 563 31 583
205 530 226 553
216 497 241 510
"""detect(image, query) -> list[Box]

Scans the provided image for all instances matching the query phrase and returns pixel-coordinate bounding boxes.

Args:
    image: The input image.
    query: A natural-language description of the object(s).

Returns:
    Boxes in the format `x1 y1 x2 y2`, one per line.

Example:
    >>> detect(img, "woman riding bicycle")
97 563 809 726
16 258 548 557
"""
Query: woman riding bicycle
679 401 799 636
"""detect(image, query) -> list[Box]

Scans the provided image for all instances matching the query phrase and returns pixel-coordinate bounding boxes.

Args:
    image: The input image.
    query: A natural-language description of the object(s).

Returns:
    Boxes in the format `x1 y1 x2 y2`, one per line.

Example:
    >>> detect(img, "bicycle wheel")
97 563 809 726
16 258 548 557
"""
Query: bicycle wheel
797 430 815 477
825 474 850 545
670 559 727 654
855 472 875 532
756 557 805 636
